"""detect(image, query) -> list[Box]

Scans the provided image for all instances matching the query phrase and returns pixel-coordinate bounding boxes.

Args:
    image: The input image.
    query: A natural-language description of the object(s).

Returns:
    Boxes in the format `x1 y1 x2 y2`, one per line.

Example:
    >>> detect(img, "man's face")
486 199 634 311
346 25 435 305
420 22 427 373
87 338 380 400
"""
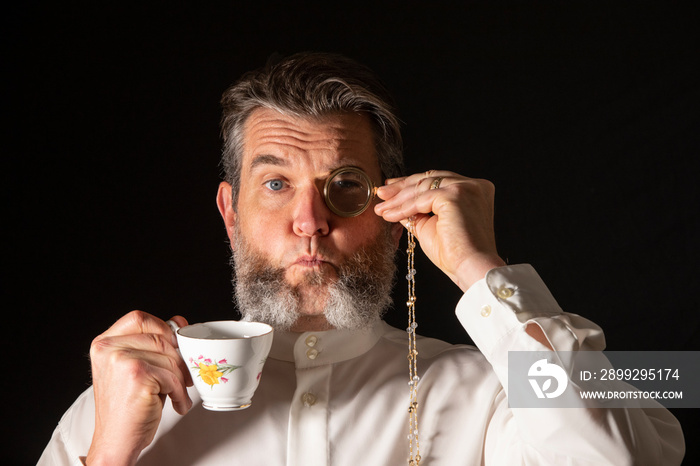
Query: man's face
217 108 402 331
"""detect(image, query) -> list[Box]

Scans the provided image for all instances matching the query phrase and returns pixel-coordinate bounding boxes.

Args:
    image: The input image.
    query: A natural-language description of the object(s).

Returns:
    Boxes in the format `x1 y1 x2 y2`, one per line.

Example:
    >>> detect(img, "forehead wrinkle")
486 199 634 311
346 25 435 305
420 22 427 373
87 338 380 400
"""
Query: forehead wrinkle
254 127 357 154
243 108 380 176
246 109 370 149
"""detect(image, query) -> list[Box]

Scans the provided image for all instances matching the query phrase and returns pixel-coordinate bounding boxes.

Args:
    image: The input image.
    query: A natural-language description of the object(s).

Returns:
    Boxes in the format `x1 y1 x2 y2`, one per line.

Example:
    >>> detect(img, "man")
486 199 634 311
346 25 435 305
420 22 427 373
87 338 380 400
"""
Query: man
40 52 684 465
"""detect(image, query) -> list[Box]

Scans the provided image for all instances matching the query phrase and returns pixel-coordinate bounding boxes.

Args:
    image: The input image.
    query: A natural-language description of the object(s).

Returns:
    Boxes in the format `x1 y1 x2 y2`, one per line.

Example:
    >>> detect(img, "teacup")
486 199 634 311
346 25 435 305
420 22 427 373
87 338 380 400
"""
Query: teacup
170 320 274 411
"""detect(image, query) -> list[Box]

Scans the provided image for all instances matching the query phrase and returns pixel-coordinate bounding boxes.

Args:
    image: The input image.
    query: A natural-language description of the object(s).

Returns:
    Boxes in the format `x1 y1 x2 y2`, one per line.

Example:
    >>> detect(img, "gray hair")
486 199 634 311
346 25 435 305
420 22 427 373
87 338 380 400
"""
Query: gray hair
220 52 404 204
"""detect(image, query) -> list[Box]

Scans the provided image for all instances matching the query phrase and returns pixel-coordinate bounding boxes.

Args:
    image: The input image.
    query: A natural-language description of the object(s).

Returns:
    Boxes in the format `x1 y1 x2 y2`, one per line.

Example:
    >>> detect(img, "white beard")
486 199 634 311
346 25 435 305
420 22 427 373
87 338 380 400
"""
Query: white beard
231 223 397 331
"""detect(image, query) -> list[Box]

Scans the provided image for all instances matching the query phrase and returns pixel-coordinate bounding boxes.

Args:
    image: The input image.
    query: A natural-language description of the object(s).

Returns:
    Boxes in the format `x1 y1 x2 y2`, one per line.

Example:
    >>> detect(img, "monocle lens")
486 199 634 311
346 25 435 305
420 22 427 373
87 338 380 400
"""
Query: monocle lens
324 167 374 217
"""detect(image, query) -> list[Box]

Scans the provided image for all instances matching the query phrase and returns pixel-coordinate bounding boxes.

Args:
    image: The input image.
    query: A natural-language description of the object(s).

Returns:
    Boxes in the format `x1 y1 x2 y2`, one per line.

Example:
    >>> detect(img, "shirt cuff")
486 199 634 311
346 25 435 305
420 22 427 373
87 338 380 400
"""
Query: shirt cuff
455 264 563 358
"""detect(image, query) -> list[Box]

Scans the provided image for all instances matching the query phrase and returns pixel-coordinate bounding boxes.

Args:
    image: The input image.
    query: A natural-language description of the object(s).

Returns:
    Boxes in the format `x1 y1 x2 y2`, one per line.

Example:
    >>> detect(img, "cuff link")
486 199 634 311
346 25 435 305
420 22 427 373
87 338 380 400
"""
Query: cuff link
496 285 515 300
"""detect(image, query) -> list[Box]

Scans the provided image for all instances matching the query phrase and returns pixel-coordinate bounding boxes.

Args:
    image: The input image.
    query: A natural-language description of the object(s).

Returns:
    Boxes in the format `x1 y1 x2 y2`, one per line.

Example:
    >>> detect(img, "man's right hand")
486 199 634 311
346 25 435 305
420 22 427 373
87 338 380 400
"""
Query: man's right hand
86 311 193 466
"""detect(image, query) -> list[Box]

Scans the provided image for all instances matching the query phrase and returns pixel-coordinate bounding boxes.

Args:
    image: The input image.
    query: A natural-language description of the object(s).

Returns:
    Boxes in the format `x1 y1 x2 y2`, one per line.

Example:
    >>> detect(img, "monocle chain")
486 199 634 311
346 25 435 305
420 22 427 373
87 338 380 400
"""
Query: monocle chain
405 218 421 465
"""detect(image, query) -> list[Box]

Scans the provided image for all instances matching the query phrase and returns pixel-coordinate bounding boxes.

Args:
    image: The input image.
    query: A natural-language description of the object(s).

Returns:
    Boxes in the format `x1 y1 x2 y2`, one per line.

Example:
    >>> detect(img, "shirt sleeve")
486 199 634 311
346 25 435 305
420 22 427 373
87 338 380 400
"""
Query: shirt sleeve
37 388 95 466
455 264 686 465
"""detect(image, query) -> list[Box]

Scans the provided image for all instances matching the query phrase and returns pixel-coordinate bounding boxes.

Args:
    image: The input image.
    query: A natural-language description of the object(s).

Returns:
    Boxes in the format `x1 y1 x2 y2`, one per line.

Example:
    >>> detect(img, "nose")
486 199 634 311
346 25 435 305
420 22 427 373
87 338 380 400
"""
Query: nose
292 185 330 237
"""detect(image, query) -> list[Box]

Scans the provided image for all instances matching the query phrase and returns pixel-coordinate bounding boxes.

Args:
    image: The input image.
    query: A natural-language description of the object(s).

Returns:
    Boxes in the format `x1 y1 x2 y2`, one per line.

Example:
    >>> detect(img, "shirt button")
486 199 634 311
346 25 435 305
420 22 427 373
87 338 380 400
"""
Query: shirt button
497 286 515 299
480 305 492 317
306 348 319 360
305 335 318 347
301 392 317 407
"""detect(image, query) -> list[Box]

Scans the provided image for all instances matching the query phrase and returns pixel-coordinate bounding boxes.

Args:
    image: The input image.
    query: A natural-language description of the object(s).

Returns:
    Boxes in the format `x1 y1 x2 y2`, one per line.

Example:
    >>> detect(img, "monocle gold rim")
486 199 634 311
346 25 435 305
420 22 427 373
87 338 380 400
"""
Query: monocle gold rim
323 166 376 217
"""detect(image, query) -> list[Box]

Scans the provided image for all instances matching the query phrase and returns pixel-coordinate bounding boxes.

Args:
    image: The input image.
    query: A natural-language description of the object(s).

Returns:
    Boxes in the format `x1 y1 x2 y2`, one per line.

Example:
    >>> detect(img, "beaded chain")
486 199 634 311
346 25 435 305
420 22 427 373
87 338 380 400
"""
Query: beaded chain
405 219 421 465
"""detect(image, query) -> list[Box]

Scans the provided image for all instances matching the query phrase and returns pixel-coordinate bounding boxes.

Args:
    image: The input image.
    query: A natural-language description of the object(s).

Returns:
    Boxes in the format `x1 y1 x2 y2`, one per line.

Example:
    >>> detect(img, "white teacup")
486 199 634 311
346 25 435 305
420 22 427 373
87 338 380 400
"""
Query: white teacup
172 320 274 411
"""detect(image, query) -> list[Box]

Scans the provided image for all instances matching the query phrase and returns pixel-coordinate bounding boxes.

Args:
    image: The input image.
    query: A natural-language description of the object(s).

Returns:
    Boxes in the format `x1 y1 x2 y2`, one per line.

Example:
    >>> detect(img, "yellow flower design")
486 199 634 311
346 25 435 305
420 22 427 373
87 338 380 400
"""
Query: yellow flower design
198 363 224 386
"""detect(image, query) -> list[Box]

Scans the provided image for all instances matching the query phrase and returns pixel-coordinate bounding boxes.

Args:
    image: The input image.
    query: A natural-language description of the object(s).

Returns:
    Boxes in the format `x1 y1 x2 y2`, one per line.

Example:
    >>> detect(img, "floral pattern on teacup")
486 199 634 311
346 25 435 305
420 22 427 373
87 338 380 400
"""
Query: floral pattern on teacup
188 356 241 387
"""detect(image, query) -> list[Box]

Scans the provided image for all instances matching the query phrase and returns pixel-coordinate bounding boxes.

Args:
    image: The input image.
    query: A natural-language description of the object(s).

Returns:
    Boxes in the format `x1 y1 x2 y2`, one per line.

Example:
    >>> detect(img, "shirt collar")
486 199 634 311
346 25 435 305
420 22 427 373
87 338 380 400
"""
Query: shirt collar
269 319 386 368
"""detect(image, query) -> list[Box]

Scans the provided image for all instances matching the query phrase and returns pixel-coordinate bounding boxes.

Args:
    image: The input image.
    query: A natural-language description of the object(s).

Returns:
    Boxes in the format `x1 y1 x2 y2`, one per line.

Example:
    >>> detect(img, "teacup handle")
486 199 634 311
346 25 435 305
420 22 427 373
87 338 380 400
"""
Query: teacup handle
166 320 182 355
166 319 181 334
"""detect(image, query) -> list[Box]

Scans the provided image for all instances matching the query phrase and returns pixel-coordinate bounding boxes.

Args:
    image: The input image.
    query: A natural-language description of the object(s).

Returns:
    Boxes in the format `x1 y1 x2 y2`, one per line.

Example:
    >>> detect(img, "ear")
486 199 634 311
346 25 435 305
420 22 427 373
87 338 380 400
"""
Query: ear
216 182 237 247
390 222 404 249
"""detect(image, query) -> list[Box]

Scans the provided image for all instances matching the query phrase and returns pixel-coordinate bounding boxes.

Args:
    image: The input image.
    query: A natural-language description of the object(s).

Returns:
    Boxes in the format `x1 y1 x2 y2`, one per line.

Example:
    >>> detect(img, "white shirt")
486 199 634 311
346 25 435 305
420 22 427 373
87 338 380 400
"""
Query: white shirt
38 265 685 465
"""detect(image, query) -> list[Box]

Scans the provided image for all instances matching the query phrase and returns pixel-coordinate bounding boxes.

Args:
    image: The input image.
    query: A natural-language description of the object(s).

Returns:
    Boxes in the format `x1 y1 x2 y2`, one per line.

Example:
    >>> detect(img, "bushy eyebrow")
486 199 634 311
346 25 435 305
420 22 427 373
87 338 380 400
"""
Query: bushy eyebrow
249 154 289 171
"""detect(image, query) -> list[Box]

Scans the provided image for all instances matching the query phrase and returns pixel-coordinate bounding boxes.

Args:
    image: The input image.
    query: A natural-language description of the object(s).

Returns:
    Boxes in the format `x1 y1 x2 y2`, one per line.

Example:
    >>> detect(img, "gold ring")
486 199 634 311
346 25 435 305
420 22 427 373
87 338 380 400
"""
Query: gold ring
429 177 444 190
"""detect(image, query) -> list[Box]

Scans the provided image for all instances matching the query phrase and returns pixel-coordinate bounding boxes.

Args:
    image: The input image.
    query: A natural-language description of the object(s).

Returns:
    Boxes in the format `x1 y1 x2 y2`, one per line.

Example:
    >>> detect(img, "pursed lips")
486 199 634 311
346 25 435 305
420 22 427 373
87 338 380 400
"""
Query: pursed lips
293 256 329 267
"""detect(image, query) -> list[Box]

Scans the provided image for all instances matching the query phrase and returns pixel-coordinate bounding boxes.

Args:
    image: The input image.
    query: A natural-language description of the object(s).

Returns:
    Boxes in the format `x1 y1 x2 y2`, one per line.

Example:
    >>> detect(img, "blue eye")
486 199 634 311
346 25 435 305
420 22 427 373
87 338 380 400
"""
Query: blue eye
264 179 285 191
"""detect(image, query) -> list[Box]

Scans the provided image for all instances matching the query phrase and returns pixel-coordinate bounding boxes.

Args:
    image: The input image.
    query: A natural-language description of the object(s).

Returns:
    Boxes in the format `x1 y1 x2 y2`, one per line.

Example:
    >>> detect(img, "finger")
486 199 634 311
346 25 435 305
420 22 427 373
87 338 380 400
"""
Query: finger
399 169 458 186
90 338 194 415
92 333 191 385
396 213 432 233
380 171 433 195
377 170 460 202
377 198 433 224
382 175 406 186
136 360 193 415
168 315 189 331
102 311 178 343
94 323 194 387
96 333 183 363
377 179 459 223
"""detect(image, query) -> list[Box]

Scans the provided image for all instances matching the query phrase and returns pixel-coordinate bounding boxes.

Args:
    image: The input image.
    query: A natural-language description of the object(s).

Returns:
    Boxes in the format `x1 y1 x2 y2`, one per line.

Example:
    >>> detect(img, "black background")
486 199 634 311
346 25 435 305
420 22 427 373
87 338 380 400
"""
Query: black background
5 3 698 464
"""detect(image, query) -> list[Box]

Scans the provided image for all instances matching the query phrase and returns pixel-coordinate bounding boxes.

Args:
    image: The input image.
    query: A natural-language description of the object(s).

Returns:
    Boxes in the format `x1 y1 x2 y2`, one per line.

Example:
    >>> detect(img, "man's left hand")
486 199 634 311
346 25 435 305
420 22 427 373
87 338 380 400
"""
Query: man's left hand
375 170 506 291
